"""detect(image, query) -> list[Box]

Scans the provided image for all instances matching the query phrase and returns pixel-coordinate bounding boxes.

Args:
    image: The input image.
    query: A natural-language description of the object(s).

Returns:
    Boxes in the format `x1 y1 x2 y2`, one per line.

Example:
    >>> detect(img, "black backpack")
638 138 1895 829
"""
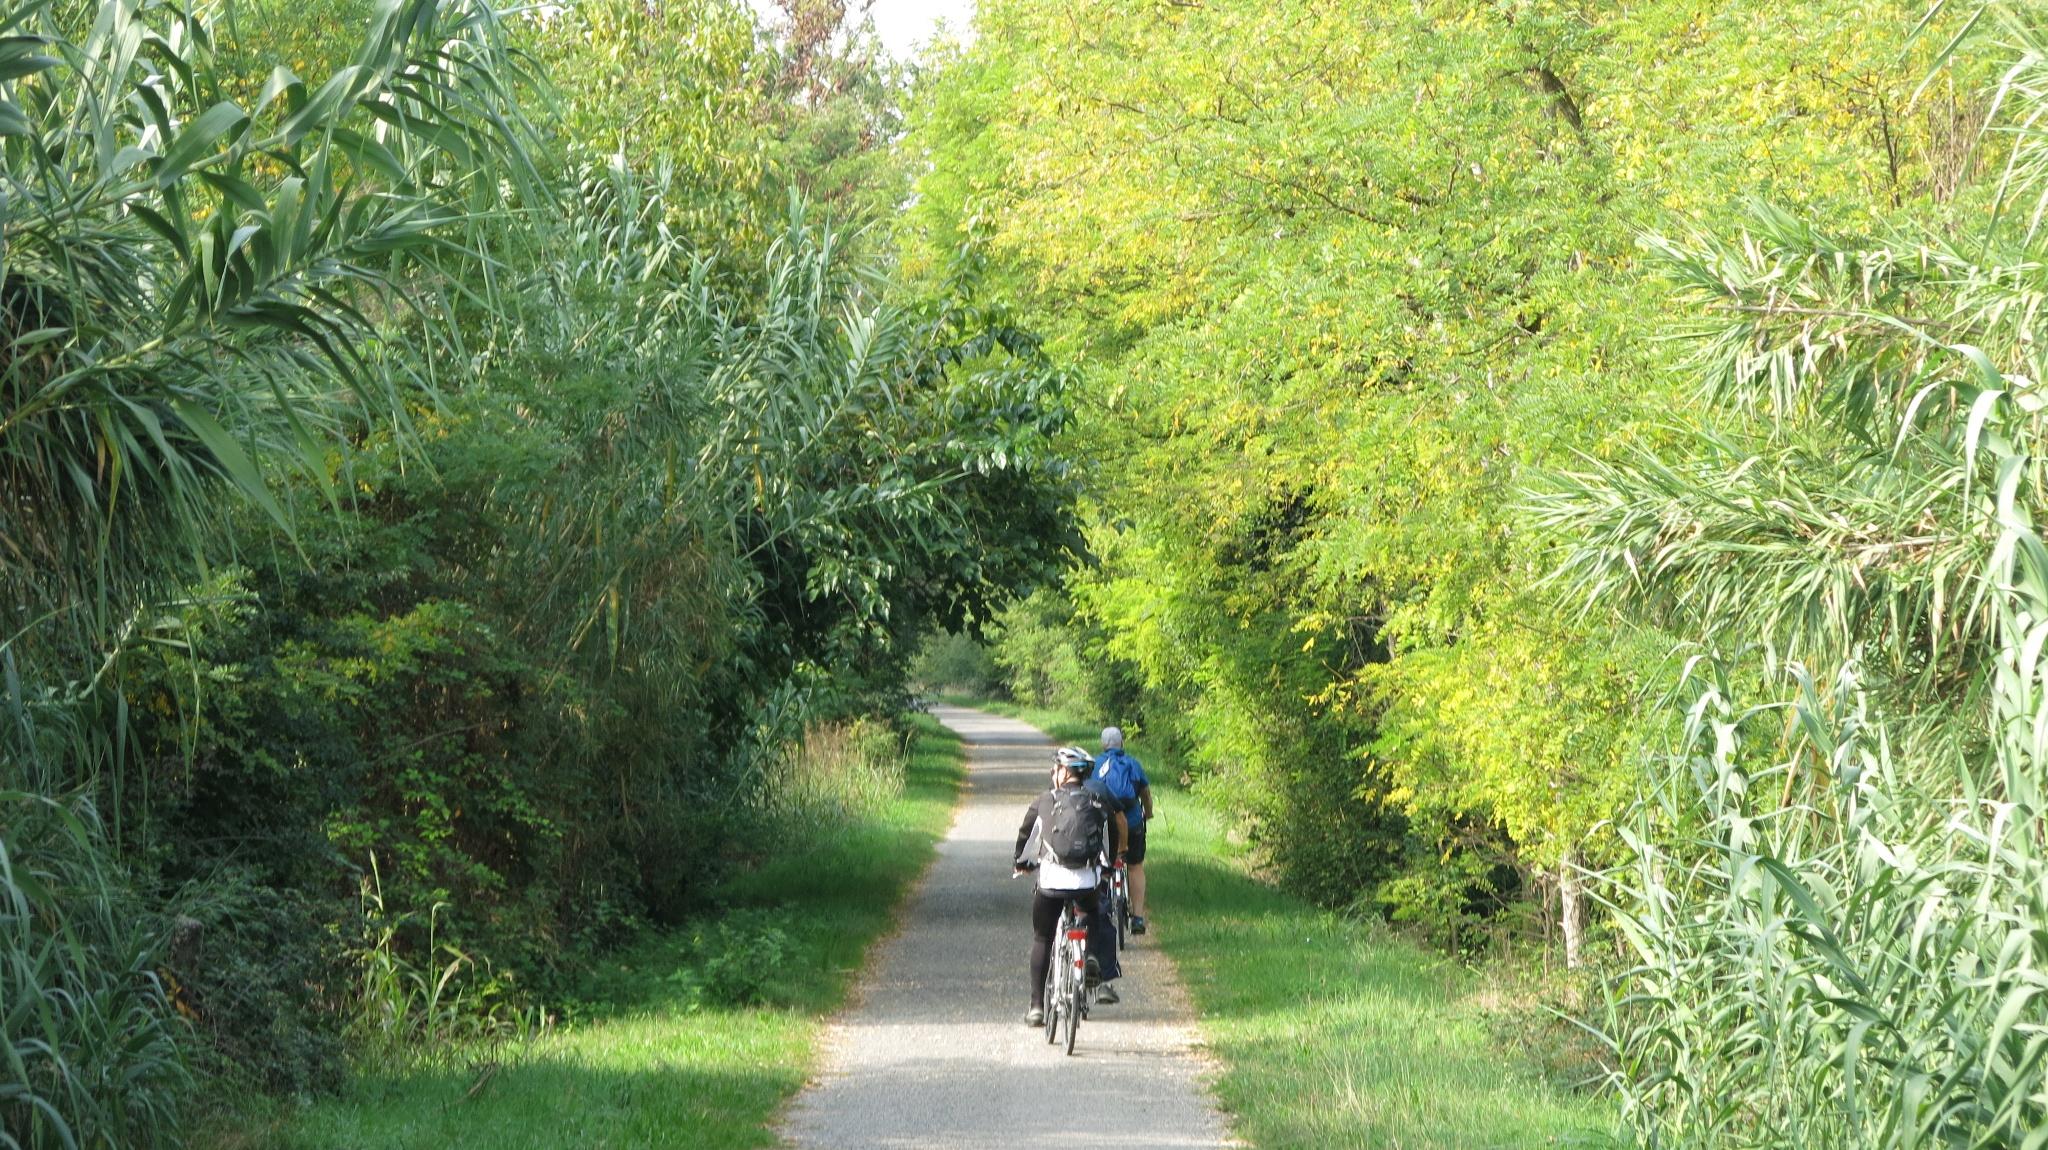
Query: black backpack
1042 786 1104 868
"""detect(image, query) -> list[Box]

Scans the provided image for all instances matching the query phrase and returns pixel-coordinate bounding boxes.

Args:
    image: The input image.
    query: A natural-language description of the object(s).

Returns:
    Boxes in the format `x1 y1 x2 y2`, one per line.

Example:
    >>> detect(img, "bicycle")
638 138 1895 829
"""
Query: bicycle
1108 859 1132 951
1042 897 1090 1055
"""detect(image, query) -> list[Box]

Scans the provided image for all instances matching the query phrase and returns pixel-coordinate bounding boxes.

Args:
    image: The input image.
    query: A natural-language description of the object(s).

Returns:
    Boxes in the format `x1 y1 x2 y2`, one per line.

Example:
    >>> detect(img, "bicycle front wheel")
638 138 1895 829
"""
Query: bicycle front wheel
1063 980 1081 1055
1043 959 1060 1045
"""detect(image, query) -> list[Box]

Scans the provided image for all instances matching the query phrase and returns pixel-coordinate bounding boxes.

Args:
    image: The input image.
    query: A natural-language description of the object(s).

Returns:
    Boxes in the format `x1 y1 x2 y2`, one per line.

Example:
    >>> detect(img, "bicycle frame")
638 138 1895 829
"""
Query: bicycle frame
1109 860 1131 948
1046 899 1091 1054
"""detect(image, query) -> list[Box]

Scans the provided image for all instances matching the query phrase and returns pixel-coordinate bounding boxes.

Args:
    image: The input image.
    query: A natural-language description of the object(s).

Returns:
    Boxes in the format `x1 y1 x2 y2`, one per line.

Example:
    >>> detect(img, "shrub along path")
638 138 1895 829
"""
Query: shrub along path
226 717 966 1150
780 704 1232 1149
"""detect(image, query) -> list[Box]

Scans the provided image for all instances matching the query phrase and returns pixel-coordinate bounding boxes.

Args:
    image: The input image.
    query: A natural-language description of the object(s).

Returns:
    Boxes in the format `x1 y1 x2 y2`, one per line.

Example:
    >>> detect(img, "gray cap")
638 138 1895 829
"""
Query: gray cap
1101 726 1124 749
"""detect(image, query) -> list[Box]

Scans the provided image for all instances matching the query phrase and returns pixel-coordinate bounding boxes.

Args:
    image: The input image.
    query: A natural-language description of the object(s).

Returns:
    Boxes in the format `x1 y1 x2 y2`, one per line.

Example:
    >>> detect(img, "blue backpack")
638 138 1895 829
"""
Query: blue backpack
1092 749 1145 821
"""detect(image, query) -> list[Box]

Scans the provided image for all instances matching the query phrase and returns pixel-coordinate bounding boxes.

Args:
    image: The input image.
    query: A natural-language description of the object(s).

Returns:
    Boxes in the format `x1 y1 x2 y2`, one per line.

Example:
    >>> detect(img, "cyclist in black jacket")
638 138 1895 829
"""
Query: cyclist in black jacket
1013 745 1127 1026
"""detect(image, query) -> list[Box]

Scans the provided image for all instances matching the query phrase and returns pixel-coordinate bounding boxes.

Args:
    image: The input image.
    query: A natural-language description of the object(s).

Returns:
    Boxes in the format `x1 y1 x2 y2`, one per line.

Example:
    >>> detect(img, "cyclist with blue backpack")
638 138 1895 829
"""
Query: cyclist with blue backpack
1090 727 1154 935
1013 745 1127 1027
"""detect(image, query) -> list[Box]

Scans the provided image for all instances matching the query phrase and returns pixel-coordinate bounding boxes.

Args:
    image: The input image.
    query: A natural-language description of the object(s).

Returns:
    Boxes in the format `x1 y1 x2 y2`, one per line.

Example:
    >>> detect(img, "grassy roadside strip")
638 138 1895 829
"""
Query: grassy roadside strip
226 715 965 1150
961 698 1615 1148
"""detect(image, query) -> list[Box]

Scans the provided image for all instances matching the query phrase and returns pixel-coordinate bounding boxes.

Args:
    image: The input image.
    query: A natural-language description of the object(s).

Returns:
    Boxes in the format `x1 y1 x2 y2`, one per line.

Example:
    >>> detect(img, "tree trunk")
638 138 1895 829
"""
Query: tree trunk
1559 851 1587 970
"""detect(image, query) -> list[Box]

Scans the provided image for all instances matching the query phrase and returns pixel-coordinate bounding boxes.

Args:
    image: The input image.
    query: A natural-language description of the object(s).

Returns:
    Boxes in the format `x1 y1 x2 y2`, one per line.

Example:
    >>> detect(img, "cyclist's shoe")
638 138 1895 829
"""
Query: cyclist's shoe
1131 915 1148 935
1095 983 1120 1005
1025 1006 1045 1027
1085 956 1102 987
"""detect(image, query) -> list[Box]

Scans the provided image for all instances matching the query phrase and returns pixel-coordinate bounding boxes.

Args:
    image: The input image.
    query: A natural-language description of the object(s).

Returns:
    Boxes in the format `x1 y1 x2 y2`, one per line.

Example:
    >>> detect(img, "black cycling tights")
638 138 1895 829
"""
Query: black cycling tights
1029 887 1099 1010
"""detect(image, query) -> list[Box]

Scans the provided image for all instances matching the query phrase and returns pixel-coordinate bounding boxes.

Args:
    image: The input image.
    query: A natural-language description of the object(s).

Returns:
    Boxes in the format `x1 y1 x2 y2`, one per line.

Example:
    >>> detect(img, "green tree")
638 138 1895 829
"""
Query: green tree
0 0 540 1140
906 0 1985 952
526 0 777 261
756 0 914 231
1 0 1079 1137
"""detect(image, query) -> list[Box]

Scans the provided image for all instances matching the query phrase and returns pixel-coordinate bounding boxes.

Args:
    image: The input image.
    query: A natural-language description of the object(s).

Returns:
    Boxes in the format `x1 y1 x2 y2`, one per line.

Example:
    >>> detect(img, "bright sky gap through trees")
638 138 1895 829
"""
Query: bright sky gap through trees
748 0 976 59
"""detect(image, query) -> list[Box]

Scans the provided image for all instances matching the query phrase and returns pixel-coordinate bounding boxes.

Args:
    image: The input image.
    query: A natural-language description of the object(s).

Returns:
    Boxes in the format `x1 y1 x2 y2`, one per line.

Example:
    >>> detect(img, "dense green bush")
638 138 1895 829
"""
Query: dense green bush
0 0 1076 1139
1591 661 2048 1147
1533 9 2048 1139
169 870 347 1097
98 193 1079 1002
1 0 543 1133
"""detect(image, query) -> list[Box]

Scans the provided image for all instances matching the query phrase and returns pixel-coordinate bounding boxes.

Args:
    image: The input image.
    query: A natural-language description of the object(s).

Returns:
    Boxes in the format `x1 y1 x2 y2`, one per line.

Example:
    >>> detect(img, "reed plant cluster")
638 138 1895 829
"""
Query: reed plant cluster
1539 8 2048 1142
0 0 1075 1142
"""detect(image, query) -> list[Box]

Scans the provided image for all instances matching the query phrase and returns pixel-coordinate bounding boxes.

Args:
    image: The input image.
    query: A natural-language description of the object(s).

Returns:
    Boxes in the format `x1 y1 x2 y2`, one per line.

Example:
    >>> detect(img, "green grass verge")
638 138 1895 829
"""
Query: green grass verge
223 715 964 1150
1151 795 1614 1148
952 697 1615 1148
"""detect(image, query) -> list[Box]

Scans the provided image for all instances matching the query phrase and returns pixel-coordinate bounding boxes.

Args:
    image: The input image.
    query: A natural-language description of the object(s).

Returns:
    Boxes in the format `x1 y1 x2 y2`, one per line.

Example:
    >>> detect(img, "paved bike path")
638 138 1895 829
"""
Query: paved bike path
781 705 1233 1149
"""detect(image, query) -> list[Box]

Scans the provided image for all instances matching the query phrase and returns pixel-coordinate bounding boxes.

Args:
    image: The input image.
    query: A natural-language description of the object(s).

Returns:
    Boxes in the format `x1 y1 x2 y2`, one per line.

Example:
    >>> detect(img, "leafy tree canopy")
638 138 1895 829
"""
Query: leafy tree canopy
907 0 1987 882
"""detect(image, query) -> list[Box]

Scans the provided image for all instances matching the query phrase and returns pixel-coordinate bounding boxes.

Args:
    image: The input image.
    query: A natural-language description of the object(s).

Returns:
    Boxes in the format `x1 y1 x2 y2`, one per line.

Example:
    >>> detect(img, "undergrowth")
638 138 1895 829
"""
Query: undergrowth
216 713 964 1150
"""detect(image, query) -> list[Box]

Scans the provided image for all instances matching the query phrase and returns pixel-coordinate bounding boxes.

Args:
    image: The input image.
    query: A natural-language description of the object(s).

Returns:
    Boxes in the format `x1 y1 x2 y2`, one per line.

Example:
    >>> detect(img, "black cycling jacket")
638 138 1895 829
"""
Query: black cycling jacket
1014 783 1116 868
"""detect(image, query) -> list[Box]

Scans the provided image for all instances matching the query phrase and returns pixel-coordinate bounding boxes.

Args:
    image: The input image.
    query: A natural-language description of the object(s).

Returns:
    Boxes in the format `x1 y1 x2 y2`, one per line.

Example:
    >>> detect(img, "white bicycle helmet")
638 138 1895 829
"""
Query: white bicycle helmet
1054 745 1093 775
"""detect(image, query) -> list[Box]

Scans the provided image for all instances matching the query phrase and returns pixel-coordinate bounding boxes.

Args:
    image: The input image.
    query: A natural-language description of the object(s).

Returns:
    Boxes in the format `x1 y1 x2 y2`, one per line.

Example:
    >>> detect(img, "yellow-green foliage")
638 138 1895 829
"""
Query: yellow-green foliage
529 0 781 261
907 0 1986 891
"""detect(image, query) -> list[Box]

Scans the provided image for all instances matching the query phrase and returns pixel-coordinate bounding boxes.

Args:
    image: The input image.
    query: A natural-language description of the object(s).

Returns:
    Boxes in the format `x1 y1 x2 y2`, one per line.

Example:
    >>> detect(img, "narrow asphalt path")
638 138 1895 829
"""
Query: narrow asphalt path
781 704 1233 1149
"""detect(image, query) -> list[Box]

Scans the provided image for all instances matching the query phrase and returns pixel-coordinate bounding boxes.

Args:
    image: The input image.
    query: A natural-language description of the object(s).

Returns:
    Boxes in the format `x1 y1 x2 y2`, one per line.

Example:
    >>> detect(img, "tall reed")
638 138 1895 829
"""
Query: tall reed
1538 8 2048 1143
1 792 188 1150
1600 655 2046 1148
